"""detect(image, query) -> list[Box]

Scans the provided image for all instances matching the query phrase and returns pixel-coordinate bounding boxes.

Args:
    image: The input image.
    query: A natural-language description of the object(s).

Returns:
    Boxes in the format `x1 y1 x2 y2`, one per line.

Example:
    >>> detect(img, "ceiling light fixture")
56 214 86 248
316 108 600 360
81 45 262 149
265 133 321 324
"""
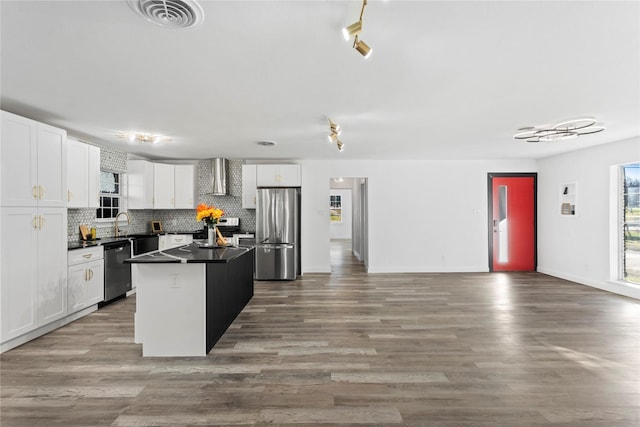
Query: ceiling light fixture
327 118 344 152
257 140 277 147
342 0 373 58
513 117 605 143
116 131 172 144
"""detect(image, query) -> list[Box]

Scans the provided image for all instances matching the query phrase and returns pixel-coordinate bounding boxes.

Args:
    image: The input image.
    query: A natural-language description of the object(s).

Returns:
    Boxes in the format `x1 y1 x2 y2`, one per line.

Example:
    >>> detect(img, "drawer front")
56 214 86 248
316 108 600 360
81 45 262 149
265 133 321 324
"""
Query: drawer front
68 246 104 266
169 234 192 247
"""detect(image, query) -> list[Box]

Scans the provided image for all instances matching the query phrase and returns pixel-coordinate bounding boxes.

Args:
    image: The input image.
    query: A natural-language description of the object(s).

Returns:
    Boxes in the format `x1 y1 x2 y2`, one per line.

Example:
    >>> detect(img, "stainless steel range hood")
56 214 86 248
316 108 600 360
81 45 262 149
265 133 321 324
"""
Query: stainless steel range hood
211 158 228 195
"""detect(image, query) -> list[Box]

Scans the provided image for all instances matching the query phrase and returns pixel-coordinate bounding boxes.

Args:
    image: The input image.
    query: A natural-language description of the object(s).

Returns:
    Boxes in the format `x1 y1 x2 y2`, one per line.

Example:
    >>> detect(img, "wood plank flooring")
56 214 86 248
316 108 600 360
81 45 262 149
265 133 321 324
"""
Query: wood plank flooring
1 240 639 426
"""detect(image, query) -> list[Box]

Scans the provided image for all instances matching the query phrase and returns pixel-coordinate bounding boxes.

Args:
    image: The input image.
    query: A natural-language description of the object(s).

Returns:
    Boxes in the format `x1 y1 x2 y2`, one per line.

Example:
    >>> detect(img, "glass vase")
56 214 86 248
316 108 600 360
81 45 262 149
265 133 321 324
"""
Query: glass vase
207 225 216 246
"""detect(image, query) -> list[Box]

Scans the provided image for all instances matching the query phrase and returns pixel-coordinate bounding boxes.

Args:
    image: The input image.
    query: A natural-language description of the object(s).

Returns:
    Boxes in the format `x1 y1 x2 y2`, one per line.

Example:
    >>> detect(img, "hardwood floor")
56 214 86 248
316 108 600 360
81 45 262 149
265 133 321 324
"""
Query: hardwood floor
1 240 639 426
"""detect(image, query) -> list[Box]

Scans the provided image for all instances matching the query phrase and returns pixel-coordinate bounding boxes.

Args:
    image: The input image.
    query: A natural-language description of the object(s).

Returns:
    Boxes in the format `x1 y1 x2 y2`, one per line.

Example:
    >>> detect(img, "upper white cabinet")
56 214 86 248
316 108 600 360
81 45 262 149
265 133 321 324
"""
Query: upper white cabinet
1 111 67 208
127 159 154 209
128 161 195 210
67 138 100 208
256 164 301 187
242 164 257 209
174 165 195 209
153 163 175 209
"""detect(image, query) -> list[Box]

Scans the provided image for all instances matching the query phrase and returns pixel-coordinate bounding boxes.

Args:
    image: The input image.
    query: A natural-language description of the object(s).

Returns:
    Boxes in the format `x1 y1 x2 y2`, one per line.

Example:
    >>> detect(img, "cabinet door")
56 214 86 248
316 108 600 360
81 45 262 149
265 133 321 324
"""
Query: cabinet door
0 111 38 207
69 259 104 313
37 207 68 324
85 260 105 306
256 164 301 187
127 159 154 209
174 165 195 209
0 207 38 342
241 164 257 209
153 163 175 209
158 235 170 250
67 263 88 314
36 123 67 207
66 138 89 208
87 145 101 209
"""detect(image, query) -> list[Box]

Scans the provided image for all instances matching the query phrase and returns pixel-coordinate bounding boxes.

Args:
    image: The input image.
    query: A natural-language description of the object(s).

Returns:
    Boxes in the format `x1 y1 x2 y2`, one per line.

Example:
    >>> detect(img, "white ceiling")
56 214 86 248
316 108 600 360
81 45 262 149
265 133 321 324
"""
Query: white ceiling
1 0 638 161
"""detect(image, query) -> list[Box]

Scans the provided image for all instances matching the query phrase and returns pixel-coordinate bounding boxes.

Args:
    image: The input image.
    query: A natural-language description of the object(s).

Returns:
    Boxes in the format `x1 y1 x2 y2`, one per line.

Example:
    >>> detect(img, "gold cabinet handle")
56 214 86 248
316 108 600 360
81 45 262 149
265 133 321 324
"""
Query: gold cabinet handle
84 269 88 281
39 216 44 229
82 253 93 259
88 268 93 281
32 216 38 230
38 185 44 200
68 190 72 202
32 186 38 200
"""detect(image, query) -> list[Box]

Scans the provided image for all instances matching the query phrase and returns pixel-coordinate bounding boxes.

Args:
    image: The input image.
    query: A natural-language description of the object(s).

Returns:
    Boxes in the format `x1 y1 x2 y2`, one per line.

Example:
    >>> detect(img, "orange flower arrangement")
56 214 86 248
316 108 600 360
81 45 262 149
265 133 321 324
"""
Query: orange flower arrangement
196 203 224 226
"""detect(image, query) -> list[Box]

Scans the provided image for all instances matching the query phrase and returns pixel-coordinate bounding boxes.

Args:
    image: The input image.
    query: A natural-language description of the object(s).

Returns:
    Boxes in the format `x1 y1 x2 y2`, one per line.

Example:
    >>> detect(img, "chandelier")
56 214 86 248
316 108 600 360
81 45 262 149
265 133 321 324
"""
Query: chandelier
513 117 605 143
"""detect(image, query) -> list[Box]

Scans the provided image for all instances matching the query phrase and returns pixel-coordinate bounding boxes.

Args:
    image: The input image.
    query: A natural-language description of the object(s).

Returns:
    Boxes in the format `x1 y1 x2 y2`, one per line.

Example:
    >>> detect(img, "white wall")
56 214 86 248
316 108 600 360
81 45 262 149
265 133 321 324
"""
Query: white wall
537 137 640 299
301 159 536 274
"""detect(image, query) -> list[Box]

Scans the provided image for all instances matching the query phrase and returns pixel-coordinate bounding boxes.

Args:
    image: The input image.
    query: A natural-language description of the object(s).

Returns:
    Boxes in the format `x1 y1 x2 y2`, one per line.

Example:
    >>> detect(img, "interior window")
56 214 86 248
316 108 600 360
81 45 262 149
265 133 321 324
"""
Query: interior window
622 163 639 284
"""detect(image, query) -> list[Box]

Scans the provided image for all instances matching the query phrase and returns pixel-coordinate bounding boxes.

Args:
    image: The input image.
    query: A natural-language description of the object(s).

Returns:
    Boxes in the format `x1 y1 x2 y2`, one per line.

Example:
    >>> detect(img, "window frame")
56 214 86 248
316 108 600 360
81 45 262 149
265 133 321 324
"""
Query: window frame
95 171 128 227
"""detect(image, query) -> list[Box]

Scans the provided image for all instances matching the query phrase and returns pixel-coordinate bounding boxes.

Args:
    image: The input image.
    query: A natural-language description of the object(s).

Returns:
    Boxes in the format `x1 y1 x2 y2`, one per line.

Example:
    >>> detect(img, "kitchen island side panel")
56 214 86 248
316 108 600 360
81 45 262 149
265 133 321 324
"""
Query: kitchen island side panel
206 248 254 352
134 263 207 357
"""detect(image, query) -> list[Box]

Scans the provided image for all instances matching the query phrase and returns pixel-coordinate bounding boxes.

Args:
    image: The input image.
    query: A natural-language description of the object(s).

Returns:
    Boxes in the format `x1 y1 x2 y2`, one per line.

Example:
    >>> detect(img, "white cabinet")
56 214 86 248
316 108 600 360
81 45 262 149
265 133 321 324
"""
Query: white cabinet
127 159 155 209
128 160 196 210
1 206 68 343
1 110 67 208
159 234 193 250
242 164 257 209
68 246 104 314
1 111 68 348
67 138 100 208
174 165 195 209
153 163 175 209
169 234 193 247
256 164 301 187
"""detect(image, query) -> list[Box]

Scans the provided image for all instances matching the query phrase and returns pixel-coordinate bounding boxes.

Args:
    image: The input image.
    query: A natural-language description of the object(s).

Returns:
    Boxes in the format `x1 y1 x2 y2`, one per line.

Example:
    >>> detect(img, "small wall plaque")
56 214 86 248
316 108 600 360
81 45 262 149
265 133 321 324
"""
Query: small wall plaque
151 220 163 233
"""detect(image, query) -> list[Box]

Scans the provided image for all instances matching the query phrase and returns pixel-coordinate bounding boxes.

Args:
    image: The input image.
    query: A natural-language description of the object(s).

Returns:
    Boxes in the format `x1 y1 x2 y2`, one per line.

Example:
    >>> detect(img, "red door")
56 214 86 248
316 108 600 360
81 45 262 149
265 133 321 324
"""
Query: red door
489 174 536 271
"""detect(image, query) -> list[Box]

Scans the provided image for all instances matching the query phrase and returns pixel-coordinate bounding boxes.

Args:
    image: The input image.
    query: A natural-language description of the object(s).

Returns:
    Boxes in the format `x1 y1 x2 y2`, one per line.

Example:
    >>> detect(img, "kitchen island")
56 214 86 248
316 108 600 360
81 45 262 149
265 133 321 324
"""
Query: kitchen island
126 243 254 357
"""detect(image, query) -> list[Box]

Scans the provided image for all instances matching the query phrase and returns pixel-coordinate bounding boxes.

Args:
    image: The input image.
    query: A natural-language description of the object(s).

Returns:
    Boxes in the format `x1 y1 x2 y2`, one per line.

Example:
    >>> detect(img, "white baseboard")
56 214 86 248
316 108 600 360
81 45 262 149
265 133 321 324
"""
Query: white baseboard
537 267 640 300
1 305 98 353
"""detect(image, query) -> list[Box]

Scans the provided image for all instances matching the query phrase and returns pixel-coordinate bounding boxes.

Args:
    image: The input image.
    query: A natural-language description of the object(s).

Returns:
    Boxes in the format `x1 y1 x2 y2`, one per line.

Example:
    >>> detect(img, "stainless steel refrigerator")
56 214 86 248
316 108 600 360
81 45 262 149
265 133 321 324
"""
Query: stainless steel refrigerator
255 187 301 280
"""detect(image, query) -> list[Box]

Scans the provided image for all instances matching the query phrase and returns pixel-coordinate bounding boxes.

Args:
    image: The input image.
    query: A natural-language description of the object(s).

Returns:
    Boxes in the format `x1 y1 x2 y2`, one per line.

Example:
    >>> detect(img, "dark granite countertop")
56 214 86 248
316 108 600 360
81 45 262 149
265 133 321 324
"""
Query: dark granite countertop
68 236 132 250
68 231 208 250
125 242 254 264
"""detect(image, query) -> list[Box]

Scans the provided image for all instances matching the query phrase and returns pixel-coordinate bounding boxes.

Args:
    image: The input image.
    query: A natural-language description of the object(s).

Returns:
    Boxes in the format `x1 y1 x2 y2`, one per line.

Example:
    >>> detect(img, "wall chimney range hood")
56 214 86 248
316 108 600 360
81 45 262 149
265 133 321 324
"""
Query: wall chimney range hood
211 158 228 195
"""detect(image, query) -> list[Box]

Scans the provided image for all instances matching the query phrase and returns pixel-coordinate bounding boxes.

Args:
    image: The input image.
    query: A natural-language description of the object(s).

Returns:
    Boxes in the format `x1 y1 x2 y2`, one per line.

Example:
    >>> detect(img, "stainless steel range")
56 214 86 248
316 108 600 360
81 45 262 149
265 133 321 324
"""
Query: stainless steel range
193 217 242 239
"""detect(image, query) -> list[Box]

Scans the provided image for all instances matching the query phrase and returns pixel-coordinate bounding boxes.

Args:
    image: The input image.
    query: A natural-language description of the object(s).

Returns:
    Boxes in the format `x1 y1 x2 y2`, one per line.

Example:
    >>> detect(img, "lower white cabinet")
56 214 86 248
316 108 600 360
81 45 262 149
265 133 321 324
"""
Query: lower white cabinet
159 234 193 250
0 206 68 346
68 246 104 314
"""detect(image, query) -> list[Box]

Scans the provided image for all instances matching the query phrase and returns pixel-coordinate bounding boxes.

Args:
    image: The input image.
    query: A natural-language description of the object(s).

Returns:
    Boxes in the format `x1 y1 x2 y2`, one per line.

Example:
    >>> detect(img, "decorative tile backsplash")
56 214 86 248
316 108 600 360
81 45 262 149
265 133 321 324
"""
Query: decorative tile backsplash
67 146 256 241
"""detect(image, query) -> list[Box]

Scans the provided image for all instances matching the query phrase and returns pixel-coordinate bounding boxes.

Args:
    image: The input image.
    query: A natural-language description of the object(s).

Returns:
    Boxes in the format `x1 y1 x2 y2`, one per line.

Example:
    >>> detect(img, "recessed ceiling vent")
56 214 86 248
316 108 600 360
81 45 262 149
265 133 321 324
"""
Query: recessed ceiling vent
128 0 204 29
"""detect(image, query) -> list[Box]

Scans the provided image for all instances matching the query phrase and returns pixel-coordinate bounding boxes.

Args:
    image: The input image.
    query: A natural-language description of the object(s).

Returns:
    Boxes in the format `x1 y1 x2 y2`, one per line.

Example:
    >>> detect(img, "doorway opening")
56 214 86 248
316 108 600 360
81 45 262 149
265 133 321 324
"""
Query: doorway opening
329 177 368 274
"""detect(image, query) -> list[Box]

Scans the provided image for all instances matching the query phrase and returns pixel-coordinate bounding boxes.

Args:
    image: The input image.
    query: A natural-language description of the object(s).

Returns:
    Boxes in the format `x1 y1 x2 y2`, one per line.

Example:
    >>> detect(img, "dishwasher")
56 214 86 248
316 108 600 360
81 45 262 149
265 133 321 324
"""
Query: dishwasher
102 240 132 304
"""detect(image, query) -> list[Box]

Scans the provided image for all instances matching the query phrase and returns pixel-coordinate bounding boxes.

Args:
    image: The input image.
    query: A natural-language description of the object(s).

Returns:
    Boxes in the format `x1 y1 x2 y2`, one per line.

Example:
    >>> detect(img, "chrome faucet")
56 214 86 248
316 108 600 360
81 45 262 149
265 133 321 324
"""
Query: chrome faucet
114 211 131 237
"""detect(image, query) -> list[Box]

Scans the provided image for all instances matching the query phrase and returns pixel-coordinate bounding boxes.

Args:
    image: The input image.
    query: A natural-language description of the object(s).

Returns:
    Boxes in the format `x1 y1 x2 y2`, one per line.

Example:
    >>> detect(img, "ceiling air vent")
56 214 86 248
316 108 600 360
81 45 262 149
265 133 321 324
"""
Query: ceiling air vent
128 0 204 29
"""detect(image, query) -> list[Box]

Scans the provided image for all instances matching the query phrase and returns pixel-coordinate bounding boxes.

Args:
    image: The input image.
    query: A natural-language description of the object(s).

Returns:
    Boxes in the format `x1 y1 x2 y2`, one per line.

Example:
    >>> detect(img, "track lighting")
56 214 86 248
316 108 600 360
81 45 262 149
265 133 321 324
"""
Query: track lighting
327 118 344 152
342 21 362 40
354 39 372 58
342 0 373 58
